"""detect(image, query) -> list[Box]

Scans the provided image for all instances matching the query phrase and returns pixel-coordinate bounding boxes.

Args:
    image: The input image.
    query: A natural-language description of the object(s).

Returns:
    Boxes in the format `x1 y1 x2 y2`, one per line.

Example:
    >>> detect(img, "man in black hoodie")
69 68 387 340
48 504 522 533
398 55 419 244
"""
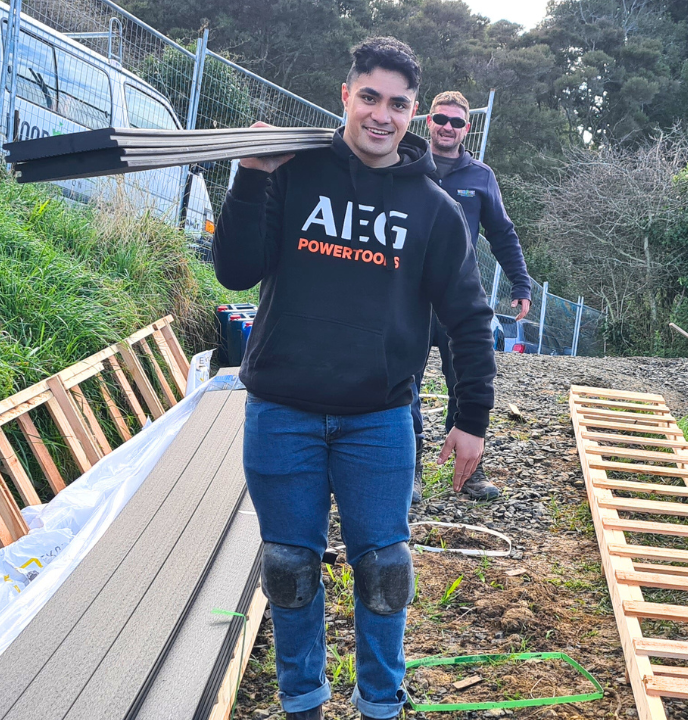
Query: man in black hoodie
214 38 496 720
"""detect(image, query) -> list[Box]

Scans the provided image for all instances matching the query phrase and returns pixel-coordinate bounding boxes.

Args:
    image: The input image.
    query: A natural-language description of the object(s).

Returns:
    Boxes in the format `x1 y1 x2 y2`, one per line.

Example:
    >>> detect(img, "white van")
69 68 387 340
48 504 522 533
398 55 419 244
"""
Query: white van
0 3 215 239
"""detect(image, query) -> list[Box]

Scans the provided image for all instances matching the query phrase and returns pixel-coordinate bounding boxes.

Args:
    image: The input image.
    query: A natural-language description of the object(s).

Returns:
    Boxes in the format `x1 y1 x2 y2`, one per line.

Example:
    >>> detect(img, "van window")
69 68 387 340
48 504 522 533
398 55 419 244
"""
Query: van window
124 84 177 130
9 29 58 112
522 323 541 344
55 48 111 129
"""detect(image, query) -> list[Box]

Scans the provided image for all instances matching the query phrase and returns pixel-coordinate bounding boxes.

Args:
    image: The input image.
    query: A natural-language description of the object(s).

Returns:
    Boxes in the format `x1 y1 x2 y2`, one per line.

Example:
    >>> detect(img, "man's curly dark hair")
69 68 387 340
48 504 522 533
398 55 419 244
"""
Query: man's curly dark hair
347 36 421 92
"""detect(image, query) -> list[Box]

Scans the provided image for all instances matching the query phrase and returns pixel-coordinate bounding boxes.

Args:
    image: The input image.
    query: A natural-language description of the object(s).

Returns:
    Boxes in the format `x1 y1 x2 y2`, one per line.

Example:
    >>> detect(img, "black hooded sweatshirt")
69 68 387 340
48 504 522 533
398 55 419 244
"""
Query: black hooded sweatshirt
213 129 496 437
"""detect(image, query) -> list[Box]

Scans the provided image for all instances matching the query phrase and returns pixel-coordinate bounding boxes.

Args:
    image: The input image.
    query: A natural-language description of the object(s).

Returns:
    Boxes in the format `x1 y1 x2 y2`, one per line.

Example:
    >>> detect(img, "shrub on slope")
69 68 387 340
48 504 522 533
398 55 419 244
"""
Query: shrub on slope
0 176 256 397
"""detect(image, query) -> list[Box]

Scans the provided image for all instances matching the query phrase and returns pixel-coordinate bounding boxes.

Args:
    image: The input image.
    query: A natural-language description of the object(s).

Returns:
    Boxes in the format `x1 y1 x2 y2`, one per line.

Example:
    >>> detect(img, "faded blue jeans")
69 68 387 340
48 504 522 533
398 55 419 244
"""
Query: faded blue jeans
243 394 415 719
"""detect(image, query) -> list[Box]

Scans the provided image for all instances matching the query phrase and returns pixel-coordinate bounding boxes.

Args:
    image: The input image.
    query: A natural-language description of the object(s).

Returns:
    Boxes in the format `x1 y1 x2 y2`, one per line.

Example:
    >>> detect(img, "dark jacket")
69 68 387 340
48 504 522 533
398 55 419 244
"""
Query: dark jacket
213 129 496 437
430 146 531 301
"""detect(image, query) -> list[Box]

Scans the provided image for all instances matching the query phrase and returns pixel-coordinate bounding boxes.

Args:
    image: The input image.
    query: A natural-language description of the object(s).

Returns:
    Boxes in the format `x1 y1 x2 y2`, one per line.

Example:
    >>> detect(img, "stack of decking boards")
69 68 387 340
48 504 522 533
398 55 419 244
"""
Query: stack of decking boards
570 385 688 720
4 126 336 182
0 374 265 720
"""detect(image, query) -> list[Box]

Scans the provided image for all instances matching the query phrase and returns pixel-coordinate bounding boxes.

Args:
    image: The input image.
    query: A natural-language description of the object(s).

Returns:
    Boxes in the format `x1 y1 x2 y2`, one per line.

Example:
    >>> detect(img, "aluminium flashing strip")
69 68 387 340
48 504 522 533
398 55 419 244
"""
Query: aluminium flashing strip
134 493 262 720
570 384 688 720
0 386 246 720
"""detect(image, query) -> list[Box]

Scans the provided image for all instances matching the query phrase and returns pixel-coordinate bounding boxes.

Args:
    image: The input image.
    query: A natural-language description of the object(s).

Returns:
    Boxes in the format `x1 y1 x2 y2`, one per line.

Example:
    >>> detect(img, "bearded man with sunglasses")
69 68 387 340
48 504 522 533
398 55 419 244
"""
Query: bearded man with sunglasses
410 90 531 504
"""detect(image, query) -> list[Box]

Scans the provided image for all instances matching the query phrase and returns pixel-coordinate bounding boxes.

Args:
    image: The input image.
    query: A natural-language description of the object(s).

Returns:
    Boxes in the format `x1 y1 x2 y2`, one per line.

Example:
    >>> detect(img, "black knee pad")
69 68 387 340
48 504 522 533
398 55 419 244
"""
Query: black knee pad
261 542 321 609
354 542 415 615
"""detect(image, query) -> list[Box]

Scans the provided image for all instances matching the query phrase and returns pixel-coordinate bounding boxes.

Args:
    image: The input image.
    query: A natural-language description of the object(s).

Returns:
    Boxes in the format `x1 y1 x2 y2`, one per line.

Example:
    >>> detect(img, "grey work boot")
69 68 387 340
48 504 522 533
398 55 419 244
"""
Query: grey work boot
460 462 500 501
286 707 324 720
412 436 423 504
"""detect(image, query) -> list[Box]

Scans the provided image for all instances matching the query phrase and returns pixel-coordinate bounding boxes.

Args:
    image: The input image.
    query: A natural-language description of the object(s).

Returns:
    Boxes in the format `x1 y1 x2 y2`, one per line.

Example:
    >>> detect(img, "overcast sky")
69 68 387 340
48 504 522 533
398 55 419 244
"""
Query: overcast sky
462 0 551 29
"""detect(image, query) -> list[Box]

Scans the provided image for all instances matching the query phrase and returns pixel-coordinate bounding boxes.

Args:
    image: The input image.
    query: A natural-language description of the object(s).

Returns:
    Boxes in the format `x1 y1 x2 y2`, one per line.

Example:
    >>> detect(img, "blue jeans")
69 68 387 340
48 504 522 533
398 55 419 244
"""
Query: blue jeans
243 394 415 719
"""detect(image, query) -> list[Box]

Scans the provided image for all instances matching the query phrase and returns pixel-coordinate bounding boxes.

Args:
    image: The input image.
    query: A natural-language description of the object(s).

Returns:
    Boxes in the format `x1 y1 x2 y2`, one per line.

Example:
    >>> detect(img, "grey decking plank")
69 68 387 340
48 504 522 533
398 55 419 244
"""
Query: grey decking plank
0 388 232 715
135 495 261 720
1 389 244 720
64 426 247 720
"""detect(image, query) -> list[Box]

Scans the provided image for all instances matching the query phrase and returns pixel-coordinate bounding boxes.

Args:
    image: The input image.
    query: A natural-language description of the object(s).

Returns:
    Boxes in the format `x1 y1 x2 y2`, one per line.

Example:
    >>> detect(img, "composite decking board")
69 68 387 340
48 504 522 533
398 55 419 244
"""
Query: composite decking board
5 126 334 162
62 427 247 720
194 562 262 720
0 388 243 719
133 495 261 720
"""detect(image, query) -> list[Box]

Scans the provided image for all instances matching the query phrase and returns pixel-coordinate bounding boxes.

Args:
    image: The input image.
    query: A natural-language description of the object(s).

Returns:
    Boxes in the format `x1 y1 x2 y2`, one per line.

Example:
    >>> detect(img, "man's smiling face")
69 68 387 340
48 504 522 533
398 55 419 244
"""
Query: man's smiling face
427 104 470 157
341 68 418 168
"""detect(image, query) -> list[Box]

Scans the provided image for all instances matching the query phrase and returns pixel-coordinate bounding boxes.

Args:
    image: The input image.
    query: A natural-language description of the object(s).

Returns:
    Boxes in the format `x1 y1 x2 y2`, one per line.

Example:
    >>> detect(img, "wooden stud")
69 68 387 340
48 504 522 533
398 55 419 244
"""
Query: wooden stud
633 563 688 577
0 390 52 428
581 432 688 450
151 329 186 396
0 381 49 418
0 428 41 506
578 419 683 436
95 374 132 442
117 343 165 420
644 676 688 699
571 386 666 402
45 397 91 474
0 475 28 545
593 478 688 497
623 601 688 622
155 318 190 376
106 356 147 428
16 413 66 494
634 637 688 660
599 497 688 518
586 445 688 464
138 338 177 408
580 408 672 424
574 398 671 413
651 666 688 679
71 385 112 456
590 459 688 478
46 376 102 467
617 569 688 592
603 517 688 537
610 544 688 564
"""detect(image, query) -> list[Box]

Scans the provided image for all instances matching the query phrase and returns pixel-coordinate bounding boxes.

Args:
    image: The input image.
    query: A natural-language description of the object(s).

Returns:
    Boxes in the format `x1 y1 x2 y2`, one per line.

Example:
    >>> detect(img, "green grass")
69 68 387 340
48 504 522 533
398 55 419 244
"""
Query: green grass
0 172 254 397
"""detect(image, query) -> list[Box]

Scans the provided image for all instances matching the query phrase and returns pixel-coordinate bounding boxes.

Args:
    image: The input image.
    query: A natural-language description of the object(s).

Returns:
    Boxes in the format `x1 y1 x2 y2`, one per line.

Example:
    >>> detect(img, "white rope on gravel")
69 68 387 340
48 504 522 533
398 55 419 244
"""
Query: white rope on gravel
410 521 512 557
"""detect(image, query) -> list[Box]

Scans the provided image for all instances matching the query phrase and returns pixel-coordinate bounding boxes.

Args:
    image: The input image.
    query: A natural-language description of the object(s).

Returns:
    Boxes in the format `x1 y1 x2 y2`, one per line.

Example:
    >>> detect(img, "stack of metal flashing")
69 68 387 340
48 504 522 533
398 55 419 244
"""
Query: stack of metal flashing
0 377 265 720
4 126 336 183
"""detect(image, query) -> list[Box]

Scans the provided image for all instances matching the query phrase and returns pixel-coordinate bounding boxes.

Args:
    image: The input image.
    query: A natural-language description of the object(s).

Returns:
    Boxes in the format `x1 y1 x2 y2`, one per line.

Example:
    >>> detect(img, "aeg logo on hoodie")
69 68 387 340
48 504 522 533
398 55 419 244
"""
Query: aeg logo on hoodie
301 196 409 249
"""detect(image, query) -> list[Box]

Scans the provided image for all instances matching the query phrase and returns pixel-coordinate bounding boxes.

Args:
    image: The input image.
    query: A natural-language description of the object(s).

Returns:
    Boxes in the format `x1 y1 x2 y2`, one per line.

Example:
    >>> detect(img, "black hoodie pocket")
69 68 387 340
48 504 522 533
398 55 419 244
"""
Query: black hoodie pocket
252 313 389 409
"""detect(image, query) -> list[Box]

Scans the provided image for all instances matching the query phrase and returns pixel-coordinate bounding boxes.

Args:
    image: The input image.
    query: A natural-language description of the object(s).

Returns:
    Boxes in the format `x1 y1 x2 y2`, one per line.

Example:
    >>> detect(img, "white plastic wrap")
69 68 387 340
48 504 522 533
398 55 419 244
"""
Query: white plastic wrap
0 373 230 656
185 349 214 395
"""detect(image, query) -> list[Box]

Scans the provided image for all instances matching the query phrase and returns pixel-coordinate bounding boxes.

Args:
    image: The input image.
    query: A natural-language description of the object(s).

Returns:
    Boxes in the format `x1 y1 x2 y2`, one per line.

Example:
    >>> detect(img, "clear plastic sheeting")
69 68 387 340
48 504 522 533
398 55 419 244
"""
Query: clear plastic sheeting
0 372 236 656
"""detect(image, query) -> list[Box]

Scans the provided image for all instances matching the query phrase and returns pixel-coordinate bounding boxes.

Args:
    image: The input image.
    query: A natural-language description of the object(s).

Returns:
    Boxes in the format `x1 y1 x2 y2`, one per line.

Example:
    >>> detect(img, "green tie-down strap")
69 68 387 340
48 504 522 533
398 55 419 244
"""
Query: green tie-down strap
404 651 604 712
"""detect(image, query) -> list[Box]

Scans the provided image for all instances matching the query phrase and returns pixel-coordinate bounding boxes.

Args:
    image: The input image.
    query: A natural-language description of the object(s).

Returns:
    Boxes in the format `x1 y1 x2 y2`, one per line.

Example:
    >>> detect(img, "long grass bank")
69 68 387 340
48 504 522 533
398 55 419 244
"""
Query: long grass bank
0 174 256 399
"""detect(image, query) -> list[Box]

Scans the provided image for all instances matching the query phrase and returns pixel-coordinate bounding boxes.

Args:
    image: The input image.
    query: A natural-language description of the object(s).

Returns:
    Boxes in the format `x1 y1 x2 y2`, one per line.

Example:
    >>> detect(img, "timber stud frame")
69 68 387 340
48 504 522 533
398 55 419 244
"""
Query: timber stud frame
570 384 688 720
0 315 189 546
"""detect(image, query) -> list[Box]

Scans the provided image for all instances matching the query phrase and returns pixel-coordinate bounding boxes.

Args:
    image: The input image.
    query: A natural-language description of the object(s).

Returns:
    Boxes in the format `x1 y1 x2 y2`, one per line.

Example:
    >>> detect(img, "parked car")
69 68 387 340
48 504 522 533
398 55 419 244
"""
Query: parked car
494 314 570 355
1 3 215 240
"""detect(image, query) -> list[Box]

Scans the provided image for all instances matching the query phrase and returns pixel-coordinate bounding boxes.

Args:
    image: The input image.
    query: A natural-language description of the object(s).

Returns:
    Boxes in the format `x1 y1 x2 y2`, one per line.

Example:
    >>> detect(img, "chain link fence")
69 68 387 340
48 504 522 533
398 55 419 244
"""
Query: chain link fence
7 0 604 355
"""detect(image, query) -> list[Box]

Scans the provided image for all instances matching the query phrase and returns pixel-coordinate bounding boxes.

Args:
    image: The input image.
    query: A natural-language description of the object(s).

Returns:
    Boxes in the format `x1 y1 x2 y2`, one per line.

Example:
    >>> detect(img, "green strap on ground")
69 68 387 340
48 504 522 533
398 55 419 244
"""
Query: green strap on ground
405 651 604 712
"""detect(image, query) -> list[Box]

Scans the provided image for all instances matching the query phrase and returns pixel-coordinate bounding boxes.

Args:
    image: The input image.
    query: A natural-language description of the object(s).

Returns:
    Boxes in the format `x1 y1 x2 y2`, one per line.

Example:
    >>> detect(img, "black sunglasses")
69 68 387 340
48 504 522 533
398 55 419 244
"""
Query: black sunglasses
431 113 466 129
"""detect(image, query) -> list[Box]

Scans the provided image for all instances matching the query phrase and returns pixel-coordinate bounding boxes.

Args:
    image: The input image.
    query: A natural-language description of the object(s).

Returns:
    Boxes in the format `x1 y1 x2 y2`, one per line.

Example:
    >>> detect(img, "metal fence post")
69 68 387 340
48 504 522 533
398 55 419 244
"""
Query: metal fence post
572 295 584 357
177 28 209 226
537 281 549 355
6 0 22 145
0 0 19 147
489 263 501 310
477 88 495 162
